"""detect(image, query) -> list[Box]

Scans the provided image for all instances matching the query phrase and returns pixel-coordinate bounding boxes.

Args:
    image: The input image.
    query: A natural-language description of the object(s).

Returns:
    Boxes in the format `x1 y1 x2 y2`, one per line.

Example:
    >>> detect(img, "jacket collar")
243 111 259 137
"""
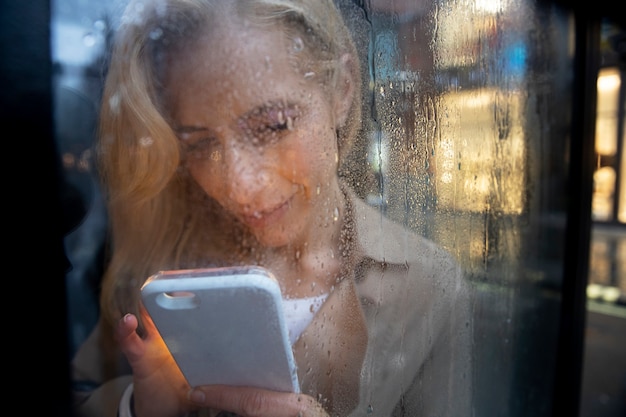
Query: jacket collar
346 187 417 266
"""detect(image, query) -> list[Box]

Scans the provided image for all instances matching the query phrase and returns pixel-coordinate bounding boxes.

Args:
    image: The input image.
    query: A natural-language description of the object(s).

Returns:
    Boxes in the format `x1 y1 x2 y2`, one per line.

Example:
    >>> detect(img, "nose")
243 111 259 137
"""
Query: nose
222 143 271 207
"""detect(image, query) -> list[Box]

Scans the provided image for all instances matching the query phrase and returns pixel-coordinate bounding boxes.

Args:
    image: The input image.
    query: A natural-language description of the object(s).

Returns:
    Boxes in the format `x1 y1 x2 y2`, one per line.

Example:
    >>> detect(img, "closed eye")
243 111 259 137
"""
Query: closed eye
240 103 299 145
266 118 291 132
177 131 221 161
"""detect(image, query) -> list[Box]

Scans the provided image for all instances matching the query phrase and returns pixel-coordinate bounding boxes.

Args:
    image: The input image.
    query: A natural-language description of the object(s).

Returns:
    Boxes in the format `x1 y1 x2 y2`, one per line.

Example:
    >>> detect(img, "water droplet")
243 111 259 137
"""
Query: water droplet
316 184 321 195
293 37 304 52
139 136 154 147
210 150 221 161
82 33 96 47
367 405 374 414
149 28 163 40
108 93 122 114
332 207 339 222
94 20 106 32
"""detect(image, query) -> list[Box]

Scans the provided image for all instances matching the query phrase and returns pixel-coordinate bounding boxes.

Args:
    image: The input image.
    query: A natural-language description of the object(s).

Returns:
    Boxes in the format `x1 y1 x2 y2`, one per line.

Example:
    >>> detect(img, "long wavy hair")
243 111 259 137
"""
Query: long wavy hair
97 0 362 330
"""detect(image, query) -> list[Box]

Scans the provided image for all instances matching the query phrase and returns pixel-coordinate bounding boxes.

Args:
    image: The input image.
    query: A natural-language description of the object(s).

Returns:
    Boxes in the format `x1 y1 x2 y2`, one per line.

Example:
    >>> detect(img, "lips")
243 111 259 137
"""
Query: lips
240 196 293 229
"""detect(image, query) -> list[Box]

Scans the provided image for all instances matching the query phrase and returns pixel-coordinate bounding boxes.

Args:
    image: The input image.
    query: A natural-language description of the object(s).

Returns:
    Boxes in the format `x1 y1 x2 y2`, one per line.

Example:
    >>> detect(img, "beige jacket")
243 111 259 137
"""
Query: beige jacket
71 193 472 416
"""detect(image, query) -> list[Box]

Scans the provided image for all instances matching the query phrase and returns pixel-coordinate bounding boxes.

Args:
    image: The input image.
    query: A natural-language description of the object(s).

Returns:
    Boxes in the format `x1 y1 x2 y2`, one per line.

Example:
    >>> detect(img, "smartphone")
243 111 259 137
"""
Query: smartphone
140 265 300 393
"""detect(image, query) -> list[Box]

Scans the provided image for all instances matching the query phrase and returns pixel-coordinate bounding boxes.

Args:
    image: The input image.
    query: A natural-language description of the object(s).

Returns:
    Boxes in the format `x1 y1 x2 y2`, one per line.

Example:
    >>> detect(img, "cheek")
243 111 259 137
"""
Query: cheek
187 163 223 200
281 148 308 180
280 136 338 185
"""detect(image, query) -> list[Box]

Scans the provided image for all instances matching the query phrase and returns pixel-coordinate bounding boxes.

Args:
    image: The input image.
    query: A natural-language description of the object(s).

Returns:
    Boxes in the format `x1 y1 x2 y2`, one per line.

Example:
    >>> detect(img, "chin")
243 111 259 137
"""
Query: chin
253 227 301 249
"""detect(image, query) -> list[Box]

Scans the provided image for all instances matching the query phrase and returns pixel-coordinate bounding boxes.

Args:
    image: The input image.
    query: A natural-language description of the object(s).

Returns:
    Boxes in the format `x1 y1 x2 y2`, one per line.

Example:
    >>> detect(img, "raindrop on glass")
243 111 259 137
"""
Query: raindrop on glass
108 92 121 113
94 20 106 32
139 136 154 147
149 28 163 40
83 33 96 47
293 37 304 52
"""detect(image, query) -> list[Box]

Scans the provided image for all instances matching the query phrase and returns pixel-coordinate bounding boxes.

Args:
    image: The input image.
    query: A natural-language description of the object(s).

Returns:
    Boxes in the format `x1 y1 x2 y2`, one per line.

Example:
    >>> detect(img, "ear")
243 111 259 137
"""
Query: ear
333 53 356 129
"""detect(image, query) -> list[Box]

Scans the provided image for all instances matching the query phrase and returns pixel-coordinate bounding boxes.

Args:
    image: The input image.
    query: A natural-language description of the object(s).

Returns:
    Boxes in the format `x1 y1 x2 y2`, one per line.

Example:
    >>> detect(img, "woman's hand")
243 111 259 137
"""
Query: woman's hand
115 278 365 417
187 385 330 417
115 312 192 417
117 312 328 417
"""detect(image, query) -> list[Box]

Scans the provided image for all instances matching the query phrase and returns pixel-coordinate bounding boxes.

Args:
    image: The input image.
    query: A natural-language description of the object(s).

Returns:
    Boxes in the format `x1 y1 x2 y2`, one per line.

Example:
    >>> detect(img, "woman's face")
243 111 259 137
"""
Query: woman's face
165 24 350 248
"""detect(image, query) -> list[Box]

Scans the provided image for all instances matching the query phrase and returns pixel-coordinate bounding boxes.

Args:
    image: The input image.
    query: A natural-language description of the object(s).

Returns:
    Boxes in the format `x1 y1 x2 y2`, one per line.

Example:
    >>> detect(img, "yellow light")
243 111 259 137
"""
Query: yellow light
597 70 621 93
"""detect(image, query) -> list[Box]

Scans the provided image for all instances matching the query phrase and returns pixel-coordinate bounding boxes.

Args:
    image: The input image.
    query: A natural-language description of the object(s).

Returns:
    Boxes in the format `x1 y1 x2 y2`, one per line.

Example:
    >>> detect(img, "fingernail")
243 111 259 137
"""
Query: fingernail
123 314 132 322
188 389 205 404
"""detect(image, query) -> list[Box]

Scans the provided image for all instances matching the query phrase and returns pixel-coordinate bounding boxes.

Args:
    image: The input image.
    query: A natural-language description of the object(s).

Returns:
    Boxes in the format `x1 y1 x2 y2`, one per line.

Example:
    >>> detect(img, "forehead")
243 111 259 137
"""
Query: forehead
164 24 315 120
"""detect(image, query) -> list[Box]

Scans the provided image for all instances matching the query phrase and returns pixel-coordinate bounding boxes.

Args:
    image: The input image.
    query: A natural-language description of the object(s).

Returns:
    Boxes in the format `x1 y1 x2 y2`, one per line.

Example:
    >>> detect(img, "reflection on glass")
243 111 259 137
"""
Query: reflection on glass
595 68 620 155
593 67 621 221
369 0 574 414
619 93 626 222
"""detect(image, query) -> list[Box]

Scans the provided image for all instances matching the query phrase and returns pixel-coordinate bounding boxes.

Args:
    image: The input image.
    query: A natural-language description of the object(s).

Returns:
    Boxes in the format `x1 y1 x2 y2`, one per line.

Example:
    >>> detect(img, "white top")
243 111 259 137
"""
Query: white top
282 294 328 345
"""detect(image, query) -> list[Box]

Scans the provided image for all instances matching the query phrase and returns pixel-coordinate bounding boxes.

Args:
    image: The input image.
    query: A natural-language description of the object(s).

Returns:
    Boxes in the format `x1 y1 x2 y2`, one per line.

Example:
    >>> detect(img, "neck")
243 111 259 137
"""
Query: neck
266 182 347 298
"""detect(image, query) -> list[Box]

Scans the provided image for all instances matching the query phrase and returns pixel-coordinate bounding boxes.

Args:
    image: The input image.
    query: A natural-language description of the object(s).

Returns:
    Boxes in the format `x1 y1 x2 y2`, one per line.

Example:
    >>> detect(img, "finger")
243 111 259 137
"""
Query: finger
187 386 329 417
115 313 146 363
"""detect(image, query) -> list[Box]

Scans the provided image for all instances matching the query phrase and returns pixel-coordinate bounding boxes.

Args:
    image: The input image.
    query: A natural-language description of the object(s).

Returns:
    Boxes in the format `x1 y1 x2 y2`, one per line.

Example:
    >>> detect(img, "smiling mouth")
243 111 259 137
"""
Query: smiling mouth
240 197 292 229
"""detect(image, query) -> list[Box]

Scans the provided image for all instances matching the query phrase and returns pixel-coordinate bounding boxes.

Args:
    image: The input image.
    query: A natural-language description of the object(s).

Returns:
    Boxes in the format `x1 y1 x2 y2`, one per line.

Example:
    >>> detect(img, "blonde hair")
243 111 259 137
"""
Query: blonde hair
97 0 362 330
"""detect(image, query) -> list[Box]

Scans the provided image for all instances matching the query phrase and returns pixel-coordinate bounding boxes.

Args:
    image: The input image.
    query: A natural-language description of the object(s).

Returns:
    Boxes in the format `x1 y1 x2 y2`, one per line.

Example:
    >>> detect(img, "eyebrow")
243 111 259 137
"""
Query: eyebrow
173 100 293 133
243 100 293 117
173 125 209 134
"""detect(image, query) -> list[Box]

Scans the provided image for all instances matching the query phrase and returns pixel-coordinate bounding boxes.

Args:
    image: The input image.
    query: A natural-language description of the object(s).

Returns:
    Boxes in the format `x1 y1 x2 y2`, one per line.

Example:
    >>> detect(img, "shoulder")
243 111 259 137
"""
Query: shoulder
347 190 467 317
350 192 460 279
347 193 473 416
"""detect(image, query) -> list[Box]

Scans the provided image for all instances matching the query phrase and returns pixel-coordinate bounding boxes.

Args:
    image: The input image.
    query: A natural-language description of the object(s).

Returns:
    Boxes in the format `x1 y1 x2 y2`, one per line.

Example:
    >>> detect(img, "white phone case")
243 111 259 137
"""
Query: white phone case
140 266 300 393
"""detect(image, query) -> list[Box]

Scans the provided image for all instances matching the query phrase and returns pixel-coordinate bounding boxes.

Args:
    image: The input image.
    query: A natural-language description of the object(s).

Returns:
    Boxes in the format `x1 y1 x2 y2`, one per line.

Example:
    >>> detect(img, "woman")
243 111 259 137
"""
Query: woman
71 1 472 416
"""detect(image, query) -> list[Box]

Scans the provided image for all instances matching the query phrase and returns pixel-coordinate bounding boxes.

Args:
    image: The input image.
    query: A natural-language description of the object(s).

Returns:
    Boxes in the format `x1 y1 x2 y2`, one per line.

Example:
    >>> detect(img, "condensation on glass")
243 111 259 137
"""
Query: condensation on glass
54 0 576 416
362 1 573 415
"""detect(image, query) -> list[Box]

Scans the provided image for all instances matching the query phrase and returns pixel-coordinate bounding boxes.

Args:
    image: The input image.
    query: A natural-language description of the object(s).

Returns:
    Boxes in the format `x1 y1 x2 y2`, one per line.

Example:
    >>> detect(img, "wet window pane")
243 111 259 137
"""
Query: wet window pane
57 1 577 416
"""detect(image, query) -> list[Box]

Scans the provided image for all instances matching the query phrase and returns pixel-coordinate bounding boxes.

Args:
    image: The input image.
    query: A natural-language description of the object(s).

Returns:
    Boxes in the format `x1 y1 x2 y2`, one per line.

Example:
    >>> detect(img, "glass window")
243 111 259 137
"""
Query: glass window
56 1 582 416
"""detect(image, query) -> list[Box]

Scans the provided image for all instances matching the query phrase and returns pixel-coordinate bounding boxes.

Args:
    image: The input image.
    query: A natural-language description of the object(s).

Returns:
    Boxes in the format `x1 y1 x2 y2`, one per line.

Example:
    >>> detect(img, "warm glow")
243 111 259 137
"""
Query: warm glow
475 0 509 14
592 66 622 221
595 68 621 156
619 116 626 223
597 70 621 93
436 88 525 214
